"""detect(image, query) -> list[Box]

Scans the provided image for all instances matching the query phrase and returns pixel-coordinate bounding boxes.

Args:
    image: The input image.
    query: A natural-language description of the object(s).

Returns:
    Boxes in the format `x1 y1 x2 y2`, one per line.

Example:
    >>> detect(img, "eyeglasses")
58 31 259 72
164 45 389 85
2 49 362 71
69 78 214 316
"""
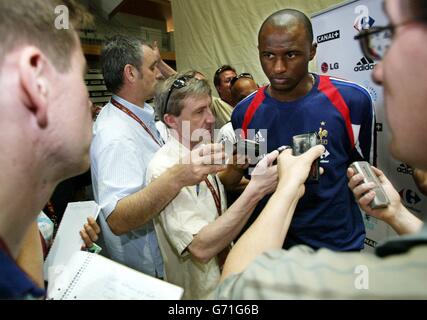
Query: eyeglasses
354 25 393 61
354 18 427 61
230 73 254 88
163 75 193 116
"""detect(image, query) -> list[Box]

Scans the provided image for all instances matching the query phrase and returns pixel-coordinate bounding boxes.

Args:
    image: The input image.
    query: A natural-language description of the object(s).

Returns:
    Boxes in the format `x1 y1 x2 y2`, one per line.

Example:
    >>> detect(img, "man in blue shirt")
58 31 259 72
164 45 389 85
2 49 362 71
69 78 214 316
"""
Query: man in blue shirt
232 9 374 251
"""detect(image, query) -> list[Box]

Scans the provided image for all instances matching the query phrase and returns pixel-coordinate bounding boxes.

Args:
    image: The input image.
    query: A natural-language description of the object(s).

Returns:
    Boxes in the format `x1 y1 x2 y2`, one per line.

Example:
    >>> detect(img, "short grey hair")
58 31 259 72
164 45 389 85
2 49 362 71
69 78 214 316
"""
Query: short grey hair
155 72 211 124
101 35 144 94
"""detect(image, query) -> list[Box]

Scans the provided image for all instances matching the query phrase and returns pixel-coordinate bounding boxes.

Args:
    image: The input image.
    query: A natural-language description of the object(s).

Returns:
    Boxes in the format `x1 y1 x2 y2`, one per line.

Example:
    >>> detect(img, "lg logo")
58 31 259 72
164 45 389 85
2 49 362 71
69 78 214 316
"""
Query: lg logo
321 62 340 73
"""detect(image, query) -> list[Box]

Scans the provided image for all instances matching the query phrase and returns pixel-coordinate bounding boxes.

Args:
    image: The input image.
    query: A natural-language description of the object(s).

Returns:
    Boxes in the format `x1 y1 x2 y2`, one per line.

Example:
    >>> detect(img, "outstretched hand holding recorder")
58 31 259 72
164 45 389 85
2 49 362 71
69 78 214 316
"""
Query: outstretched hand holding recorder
349 161 390 209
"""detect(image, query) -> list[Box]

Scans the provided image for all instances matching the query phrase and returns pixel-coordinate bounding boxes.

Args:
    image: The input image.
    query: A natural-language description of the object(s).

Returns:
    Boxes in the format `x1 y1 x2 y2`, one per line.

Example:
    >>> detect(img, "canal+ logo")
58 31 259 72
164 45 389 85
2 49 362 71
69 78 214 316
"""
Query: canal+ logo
317 30 340 44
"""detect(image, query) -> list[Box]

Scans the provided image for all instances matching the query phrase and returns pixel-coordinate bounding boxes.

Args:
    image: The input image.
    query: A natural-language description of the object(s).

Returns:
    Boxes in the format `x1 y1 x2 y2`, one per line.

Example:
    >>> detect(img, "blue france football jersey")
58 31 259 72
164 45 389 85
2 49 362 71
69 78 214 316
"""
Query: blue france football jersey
232 74 375 251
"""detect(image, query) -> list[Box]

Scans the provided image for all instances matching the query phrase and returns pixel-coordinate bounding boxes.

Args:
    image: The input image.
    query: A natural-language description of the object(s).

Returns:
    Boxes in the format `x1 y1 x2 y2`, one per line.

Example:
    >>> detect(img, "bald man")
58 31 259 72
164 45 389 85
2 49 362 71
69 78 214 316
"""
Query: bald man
231 9 375 252
231 76 259 107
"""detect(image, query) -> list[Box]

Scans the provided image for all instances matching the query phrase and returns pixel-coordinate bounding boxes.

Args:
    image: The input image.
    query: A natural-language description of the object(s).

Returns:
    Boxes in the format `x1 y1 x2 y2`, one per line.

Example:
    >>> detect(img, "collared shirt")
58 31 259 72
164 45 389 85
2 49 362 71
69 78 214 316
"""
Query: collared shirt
146 137 227 300
216 122 237 144
0 239 45 300
211 97 233 130
214 225 427 299
90 95 163 277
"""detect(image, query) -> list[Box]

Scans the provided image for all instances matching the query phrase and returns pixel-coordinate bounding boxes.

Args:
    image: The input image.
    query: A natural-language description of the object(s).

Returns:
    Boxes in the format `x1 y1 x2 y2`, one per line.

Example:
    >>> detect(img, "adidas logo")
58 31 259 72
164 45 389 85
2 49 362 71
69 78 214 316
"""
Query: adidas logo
320 149 330 163
354 56 375 72
396 163 414 175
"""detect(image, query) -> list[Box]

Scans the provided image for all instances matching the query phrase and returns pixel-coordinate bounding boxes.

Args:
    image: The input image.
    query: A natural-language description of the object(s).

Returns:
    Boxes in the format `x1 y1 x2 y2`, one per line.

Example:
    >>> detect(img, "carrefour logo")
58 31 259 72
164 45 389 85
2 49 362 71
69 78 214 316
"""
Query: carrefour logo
399 188 422 213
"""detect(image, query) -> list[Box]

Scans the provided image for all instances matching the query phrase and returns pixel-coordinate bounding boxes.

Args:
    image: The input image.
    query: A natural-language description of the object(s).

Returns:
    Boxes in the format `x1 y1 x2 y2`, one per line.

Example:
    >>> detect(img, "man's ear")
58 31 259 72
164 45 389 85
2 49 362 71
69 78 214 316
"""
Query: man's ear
123 64 137 84
19 47 51 128
163 113 177 130
309 42 317 61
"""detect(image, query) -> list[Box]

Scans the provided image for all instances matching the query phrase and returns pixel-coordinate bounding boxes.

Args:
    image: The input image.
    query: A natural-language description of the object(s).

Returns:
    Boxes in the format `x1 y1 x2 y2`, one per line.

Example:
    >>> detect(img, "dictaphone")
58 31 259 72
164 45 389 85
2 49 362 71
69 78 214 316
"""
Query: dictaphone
292 132 320 183
350 161 390 209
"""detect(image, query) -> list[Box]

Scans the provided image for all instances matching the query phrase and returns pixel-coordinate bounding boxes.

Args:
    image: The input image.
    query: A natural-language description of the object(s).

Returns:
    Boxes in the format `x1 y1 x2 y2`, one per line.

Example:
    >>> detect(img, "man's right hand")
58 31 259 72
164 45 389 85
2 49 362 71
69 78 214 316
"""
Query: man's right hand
176 143 227 187
249 150 279 196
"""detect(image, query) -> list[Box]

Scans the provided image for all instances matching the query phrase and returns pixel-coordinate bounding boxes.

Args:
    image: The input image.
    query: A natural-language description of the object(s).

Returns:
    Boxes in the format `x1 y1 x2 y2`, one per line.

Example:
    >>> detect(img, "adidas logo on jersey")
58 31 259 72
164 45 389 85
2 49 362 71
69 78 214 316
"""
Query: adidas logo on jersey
354 56 375 72
320 149 330 163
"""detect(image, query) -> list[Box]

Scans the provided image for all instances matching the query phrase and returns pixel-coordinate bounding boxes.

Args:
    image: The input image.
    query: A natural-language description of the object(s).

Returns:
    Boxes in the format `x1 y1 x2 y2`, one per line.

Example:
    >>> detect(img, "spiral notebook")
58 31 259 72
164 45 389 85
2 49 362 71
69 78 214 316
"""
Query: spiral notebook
43 201 100 281
47 251 184 300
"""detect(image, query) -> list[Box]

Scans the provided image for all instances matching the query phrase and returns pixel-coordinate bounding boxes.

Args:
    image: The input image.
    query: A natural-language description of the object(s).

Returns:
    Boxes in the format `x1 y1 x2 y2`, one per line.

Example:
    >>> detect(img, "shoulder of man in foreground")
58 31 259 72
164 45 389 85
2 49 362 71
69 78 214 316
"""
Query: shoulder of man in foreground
215 243 427 299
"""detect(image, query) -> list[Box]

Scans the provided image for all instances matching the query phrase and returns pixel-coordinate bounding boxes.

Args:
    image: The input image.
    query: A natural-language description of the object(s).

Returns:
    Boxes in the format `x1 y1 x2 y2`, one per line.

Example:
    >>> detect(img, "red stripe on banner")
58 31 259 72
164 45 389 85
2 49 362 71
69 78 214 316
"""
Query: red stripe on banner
241 86 267 139
318 76 355 149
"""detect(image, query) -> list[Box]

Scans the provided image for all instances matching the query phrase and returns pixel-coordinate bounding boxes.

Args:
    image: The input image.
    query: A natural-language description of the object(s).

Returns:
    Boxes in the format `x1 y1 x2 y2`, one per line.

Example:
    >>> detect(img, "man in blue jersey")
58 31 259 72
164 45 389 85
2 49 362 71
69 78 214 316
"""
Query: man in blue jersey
232 8 374 251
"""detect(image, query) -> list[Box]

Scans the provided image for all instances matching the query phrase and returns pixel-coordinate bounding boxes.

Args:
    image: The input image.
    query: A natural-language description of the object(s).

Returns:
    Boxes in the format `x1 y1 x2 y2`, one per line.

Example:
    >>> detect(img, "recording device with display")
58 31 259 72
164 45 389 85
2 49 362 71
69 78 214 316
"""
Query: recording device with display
292 133 320 183
350 161 390 209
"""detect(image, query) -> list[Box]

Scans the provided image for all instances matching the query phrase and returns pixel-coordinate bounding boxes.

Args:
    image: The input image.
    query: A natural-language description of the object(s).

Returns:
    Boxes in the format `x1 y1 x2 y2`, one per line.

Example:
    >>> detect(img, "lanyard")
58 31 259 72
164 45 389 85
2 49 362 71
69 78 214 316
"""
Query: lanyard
0 237 12 259
204 176 230 269
204 176 222 216
111 98 163 147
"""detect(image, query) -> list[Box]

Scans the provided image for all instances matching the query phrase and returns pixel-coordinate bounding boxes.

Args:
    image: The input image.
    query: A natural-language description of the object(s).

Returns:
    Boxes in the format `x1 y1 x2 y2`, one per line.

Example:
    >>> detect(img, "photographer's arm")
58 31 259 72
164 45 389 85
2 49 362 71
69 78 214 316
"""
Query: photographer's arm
220 146 325 281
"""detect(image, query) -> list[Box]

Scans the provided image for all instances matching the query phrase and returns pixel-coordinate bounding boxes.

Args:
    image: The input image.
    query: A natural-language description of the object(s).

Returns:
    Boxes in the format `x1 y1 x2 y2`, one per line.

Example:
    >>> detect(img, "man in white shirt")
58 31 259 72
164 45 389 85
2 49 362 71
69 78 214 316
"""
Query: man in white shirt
90 35 226 277
146 73 279 299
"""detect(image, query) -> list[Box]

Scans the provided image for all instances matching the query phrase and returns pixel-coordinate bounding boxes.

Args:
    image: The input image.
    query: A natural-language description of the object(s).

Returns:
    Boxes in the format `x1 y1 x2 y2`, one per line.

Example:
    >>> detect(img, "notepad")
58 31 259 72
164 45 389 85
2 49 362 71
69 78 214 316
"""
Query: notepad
44 201 100 281
47 251 184 300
